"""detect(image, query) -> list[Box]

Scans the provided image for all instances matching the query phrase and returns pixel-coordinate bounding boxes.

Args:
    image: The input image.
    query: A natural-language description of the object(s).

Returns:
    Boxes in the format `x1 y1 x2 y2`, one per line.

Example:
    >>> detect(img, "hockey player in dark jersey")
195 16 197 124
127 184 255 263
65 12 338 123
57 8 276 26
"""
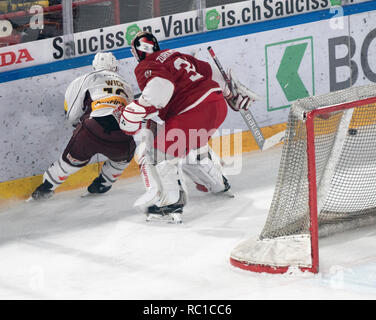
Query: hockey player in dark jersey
31 52 136 201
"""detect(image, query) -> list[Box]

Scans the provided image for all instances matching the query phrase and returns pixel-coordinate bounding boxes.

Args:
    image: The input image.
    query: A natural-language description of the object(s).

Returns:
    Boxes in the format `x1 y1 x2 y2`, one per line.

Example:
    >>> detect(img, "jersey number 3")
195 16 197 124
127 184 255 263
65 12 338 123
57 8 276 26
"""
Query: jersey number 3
174 57 203 82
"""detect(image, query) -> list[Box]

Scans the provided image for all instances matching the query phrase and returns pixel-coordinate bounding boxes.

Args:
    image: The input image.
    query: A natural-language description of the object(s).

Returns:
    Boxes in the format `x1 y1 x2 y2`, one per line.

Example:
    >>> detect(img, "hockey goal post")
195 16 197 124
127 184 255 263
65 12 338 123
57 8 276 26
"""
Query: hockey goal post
230 84 376 274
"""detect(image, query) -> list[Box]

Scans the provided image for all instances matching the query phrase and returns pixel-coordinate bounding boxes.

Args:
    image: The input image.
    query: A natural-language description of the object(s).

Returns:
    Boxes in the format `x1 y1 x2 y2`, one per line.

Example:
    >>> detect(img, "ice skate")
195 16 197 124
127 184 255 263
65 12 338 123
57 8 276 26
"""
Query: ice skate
29 180 55 201
146 190 186 224
220 176 234 198
81 174 111 197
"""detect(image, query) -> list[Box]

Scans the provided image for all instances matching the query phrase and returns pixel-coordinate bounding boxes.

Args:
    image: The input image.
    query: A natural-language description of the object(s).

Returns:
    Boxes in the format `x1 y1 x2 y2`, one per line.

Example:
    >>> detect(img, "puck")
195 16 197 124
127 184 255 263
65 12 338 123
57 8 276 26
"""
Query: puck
348 128 357 136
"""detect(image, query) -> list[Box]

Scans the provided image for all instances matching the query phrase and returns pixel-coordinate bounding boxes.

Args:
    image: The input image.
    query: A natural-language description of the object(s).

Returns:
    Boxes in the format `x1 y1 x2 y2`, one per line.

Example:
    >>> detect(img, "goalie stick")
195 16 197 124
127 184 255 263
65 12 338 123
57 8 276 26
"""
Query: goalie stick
207 46 284 151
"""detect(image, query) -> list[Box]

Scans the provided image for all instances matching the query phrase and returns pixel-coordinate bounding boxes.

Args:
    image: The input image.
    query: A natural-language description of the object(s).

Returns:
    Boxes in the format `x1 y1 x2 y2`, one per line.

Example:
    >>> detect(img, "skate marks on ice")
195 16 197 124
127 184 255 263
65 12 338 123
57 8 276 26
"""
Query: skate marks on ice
1 147 376 299
181 150 280 238
316 225 376 294
0 177 142 247
0 149 283 246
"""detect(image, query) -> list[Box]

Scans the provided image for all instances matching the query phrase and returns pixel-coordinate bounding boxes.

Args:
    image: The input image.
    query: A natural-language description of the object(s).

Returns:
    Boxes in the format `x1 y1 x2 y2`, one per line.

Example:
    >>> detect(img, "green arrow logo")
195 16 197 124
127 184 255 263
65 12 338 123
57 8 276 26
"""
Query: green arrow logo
276 43 309 102
265 37 314 111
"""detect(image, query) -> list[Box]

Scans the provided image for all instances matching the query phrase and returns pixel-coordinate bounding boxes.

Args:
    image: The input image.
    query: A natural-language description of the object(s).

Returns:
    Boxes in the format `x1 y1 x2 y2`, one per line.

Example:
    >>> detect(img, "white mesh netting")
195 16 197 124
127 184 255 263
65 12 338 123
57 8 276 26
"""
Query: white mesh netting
231 84 376 270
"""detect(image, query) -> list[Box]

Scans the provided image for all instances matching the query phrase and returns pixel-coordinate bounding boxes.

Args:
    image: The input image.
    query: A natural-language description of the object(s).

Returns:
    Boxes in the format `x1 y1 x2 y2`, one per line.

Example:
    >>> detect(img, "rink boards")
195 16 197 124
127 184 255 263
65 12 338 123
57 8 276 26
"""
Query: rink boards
0 1 376 201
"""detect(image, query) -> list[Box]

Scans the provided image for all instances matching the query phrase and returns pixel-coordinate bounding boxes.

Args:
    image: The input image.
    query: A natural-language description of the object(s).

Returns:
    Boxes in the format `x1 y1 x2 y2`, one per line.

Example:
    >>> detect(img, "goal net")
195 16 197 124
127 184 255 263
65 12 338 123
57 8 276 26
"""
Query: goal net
230 84 376 274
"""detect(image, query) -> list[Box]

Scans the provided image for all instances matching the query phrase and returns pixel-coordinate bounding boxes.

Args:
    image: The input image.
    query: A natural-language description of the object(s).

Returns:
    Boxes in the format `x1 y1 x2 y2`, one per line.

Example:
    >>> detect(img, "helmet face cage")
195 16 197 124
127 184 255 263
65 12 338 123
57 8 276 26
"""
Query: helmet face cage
131 31 160 62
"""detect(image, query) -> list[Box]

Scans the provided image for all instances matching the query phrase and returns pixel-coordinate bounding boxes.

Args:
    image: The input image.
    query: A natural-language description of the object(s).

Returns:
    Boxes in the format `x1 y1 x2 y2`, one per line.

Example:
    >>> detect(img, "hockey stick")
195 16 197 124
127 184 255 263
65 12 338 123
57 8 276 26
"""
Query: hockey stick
207 46 284 151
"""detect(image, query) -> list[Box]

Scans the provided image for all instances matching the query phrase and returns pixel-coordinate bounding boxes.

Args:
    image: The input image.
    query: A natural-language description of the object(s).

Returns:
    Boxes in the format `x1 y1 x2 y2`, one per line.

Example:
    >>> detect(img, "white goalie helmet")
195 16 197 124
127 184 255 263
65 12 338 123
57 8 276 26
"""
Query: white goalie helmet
92 52 118 72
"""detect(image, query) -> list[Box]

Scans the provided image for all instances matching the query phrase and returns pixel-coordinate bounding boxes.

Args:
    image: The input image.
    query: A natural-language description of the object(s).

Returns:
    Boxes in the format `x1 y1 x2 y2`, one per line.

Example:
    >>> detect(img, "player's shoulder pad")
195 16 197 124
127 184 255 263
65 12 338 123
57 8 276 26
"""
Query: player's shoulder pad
65 74 88 111
64 72 96 123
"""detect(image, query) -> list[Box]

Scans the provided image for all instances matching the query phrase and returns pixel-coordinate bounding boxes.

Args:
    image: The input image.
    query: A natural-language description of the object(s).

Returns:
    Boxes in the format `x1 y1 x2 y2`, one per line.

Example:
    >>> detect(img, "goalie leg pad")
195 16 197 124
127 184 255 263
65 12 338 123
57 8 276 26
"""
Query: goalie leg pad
182 146 229 194
134 152 163 208
135 157 187 209
154 160 187 208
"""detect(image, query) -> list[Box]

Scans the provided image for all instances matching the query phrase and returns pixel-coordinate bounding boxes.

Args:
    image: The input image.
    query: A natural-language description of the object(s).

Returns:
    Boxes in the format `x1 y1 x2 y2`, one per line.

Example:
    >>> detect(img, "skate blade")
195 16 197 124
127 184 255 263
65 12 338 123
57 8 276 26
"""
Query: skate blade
25 196 34 203
223 190 235 198
25 195 53 202
146 213 183 224
80 191 107 198
81 191 94 198
215 190 235 198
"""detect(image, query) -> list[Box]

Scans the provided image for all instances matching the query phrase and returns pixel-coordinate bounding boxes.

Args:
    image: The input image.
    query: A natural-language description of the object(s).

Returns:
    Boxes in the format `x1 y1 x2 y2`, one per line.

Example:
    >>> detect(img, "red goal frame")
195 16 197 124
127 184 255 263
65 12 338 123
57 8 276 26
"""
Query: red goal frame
230 95 376 274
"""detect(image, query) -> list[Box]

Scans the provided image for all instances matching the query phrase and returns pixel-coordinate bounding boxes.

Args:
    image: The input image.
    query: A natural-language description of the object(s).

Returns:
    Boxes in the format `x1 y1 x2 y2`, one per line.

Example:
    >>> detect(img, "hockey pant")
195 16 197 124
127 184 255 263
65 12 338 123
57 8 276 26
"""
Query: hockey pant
42 117 136 190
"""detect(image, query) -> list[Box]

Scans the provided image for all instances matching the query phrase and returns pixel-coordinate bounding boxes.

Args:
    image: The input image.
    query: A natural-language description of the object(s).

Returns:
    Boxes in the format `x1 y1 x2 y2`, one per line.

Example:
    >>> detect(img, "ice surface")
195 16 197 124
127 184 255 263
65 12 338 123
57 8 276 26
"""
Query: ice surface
0 146 376 299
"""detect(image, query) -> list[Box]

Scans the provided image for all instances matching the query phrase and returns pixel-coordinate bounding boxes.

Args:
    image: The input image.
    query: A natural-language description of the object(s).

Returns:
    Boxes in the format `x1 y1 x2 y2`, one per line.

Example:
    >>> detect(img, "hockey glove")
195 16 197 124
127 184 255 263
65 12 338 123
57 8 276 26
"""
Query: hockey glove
113 101 158 135
223 69 262 112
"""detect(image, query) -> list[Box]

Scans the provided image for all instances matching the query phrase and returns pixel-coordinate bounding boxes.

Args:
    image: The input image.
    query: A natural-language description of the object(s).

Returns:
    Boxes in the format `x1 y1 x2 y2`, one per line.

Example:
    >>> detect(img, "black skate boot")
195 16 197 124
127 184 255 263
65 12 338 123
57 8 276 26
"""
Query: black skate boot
87 174 112 195
146 190 187 224
222 176 231 192
31 180 55 201
221 176 234 198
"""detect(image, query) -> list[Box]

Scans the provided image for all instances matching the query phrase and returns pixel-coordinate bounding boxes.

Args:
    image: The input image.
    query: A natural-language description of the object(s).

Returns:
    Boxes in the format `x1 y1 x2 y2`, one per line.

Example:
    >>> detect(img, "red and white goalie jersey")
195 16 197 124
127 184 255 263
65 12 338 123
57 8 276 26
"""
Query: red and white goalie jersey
134 49 222 120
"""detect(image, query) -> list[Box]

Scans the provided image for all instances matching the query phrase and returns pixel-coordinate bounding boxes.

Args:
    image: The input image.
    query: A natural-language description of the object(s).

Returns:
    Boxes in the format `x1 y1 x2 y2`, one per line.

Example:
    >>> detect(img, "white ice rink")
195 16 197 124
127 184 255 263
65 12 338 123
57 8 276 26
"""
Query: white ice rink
0 146 376 300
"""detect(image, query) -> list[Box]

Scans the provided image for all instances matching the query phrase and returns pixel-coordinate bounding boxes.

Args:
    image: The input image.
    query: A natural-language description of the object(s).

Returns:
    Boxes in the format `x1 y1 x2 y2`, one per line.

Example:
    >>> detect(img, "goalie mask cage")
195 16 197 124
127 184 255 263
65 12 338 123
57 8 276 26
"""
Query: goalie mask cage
230 84 376 274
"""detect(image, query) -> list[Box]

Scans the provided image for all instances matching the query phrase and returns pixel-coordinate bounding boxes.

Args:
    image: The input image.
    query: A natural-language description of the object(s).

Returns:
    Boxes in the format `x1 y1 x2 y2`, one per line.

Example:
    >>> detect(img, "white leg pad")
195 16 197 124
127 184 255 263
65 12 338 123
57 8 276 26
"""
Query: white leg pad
134 157 187 208
134 153 163 208
182 146 226 193
154 160 186 207
134 131 187 209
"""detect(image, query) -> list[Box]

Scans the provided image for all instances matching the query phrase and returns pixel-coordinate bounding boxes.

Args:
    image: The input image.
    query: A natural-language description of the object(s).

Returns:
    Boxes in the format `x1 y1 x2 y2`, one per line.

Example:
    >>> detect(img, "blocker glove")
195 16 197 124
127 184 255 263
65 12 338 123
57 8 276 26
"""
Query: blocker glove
113 101 158 135
223 69 262 112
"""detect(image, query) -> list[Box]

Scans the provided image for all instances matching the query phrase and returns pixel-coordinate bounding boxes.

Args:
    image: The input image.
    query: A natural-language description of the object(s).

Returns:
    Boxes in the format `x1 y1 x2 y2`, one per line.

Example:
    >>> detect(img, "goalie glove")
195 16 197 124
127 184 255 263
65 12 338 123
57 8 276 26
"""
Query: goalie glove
113 101 158 135
223 69 262 112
